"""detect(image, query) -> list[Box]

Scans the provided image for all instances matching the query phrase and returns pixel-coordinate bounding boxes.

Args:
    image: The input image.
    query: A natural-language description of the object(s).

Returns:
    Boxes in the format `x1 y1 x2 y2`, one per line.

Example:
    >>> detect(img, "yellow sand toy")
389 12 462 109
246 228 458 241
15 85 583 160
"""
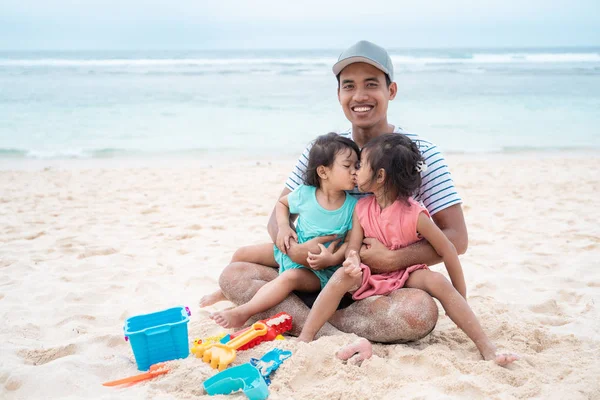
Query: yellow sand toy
191 322 268 371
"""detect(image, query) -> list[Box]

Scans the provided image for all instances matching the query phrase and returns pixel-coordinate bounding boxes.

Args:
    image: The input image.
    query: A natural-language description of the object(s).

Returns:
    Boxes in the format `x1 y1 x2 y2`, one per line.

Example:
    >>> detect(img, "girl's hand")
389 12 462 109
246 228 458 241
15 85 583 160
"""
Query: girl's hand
307 240 340 270
343 250 362 278
276 226 298 254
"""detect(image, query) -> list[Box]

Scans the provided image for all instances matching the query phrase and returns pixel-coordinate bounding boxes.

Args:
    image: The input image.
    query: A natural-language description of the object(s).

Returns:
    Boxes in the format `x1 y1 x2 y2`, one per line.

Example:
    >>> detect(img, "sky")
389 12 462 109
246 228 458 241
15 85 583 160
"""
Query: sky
1 0 599 50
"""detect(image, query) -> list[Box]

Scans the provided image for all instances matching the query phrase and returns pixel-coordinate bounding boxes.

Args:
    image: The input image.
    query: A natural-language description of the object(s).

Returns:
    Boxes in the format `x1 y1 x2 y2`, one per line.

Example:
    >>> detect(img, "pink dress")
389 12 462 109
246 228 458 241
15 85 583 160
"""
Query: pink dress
352 196 430 300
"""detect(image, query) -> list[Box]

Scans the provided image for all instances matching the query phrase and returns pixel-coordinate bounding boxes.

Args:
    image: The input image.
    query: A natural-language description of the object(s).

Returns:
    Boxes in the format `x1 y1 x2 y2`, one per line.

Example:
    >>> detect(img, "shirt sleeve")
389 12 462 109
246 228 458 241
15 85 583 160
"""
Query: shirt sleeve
284 141 314 191
287 185 306 214
414 144 462 216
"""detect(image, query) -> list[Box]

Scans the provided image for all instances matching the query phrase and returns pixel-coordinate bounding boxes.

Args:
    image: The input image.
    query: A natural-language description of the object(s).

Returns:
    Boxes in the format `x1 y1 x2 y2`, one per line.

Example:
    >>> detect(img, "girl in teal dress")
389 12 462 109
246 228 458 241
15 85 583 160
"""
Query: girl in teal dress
208 132 359 328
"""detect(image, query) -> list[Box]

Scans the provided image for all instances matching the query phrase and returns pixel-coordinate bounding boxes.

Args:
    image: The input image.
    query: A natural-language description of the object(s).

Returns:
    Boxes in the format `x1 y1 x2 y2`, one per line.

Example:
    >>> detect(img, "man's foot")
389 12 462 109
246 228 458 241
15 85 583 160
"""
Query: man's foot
200 290 227 308
336 338 372 362
209 309 248 328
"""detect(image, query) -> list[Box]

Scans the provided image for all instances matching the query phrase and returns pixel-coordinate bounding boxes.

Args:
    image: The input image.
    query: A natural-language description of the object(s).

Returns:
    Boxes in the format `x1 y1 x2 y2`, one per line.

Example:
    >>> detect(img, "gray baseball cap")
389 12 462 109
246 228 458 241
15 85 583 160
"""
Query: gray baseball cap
332 40 394 81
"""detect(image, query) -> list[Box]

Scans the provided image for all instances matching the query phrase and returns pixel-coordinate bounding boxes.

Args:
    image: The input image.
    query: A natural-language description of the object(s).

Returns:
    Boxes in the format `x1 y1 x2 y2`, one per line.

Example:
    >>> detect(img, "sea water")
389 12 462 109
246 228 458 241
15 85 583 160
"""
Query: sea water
1 48 599 160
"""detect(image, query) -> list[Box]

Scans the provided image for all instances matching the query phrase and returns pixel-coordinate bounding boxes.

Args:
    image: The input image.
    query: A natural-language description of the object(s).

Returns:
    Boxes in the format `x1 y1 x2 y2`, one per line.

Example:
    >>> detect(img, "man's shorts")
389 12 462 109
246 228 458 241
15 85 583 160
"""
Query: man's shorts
293 290 355 310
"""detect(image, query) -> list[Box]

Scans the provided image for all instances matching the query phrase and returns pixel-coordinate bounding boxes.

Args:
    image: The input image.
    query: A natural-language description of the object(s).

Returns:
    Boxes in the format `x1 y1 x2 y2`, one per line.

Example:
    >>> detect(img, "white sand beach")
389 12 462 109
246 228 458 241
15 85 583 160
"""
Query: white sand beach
1 152 599 399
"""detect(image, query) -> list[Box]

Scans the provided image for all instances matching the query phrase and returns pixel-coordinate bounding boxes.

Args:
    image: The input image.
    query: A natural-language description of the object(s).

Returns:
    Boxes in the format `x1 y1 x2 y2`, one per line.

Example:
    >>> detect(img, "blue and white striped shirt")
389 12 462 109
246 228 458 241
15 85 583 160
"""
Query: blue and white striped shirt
284 126 462 216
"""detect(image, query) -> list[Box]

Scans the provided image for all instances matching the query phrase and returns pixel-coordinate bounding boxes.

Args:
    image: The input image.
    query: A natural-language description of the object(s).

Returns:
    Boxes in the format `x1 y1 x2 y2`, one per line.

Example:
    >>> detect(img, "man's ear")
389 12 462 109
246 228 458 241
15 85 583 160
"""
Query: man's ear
376 168 386 184
388 82 397 101
317 165 328 180
337 87 341 103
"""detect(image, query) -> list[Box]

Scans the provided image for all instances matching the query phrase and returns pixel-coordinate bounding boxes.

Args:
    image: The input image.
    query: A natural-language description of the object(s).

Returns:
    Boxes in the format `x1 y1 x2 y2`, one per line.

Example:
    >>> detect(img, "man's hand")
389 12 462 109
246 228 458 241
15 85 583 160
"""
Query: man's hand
307 240 340 271
359 237 392 272
287 234 338 267
276 225 298 254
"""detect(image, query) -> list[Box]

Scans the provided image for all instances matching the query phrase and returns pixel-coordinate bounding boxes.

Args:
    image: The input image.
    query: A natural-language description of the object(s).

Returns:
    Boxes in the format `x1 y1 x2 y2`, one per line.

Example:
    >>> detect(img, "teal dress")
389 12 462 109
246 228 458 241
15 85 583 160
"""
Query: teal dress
274 185 357 288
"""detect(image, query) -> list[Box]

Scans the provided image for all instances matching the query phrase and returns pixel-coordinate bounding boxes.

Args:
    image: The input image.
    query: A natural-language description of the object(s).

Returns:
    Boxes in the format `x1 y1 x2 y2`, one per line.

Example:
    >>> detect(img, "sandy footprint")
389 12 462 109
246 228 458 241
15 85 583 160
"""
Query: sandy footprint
18 343 78 366
56 314 97 326
77 247 118 259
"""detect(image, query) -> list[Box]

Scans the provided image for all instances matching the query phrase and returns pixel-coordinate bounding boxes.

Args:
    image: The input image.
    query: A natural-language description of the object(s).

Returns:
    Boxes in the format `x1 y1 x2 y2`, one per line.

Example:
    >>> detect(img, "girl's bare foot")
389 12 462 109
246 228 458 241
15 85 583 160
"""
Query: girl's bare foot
481 345 519 367
492 353 519 366
200 290 227 308
209 309 248 328
336 338 373 362
296 334 312 343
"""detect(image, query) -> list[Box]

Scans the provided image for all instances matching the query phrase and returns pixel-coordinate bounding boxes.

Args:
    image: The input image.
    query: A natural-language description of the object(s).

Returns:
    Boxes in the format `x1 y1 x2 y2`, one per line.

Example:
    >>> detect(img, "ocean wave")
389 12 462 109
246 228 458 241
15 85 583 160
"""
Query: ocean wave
0 57 336 67
399 53 600 64
1 53 598 68
445 145 599 154
0 147 136 159
1 145 597 160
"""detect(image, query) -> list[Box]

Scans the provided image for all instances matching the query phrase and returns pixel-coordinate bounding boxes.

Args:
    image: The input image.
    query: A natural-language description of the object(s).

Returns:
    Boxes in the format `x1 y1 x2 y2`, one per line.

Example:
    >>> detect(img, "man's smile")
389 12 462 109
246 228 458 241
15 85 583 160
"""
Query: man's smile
351 105 374 113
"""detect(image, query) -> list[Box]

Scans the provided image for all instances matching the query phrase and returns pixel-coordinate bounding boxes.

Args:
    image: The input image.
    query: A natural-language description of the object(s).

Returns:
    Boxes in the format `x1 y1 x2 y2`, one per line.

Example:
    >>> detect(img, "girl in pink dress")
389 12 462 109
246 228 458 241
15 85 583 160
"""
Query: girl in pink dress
298 134 518 366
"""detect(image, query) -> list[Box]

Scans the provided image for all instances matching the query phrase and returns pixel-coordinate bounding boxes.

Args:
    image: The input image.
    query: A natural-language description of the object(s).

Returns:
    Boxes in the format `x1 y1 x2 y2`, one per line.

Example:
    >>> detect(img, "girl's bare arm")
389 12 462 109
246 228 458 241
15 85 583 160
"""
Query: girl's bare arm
416 212 467 298
345 210 364 260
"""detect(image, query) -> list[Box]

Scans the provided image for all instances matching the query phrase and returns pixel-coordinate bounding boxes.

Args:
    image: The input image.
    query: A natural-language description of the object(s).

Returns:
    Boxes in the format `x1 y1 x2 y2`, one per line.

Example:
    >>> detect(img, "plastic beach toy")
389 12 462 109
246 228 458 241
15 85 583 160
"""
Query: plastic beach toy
229 312 292 351
193 333 228 347
102 362 170 387
203 348 292 399
249 348 292 385
192 322 268 370
124 306 191 371
203 363 269 400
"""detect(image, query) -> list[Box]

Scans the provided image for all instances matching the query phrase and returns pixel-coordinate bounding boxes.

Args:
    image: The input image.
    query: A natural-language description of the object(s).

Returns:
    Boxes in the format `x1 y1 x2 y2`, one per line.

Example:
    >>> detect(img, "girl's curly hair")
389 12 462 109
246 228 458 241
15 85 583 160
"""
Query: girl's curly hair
361 133 424 202
304 132 360 188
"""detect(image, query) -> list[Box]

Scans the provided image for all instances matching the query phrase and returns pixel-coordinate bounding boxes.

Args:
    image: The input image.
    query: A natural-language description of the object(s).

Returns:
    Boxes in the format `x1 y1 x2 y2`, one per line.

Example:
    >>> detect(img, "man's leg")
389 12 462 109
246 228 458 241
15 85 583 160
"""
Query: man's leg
211 268 321 329
219 262 439 342
329 288 439 343
218 261 341 336
201 243 278 307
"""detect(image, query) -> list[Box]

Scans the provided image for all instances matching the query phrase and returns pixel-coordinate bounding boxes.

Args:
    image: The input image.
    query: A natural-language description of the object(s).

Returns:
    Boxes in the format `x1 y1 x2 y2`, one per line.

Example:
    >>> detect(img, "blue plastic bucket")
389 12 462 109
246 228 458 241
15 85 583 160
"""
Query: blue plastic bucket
124 306 191 371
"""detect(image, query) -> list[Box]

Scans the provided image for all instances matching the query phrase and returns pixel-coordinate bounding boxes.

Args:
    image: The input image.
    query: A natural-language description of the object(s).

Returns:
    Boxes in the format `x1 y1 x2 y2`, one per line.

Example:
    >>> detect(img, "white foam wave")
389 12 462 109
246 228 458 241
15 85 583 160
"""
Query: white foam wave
0 53 598 68
391 53 600 64
0 57 336 67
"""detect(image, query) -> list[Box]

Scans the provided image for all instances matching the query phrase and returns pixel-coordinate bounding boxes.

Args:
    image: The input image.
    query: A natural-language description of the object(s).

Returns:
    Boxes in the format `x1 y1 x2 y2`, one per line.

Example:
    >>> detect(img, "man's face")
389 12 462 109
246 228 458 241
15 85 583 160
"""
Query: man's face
337 63 397 130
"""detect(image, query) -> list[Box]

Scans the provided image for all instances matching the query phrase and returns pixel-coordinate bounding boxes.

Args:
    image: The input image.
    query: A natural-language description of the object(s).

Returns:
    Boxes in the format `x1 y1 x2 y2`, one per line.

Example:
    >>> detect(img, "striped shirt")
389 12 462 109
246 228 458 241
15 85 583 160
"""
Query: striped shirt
284 126 462 216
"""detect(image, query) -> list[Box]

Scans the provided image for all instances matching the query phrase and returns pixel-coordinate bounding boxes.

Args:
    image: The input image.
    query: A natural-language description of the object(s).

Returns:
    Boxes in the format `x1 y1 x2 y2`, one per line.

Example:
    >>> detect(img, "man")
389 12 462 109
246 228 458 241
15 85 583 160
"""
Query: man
217 40 468 343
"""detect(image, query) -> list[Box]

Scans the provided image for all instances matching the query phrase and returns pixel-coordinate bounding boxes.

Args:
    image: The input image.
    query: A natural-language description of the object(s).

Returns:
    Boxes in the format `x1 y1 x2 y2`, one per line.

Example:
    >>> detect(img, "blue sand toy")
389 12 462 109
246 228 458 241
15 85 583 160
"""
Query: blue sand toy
203 363 269 400
203 348 292 399
219 334 231 344
124 306 191 371
250 348 292 385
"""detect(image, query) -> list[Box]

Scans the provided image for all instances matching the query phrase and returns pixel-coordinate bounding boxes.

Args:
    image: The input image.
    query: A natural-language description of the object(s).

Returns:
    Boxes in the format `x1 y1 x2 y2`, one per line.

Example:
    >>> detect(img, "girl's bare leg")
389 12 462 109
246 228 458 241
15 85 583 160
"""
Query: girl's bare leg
298 267 362 342
405 269 518 366
200 243 278 307
210 268 321 328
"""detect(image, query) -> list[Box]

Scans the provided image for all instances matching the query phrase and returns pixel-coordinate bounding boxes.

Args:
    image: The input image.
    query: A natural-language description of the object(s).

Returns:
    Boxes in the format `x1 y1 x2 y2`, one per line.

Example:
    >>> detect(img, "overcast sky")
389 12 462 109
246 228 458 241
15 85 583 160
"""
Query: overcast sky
1 0 599 50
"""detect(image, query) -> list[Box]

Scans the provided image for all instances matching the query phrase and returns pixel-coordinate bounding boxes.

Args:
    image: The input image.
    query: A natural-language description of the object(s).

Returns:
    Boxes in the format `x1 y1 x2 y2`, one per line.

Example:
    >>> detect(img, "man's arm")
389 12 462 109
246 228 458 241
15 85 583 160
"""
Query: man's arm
267 187 336 267
267 187 293 242
359 204 468 273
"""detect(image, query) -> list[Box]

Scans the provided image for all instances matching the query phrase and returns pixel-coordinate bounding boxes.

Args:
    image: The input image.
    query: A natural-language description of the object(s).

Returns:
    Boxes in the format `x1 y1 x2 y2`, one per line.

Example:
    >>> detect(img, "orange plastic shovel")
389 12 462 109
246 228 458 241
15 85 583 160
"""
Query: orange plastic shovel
102 362 170 387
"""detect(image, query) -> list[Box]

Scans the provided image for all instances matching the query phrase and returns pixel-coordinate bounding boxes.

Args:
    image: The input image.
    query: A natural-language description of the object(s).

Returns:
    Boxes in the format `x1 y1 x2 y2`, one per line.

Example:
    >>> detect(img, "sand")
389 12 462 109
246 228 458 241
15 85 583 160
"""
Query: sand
1 152 599 399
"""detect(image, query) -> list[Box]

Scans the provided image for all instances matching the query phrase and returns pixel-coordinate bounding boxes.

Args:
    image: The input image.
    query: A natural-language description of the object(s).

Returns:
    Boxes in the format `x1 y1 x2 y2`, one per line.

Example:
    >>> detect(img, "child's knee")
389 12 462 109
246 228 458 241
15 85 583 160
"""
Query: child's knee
330 268 361 290
231 246 251 262
426 271 452 292
278 269 306 284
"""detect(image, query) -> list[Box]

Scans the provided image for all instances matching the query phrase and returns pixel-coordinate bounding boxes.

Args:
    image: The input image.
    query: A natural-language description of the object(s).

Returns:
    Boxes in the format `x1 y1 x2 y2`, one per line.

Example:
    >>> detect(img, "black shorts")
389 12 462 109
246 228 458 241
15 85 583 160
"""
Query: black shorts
294 290 355 310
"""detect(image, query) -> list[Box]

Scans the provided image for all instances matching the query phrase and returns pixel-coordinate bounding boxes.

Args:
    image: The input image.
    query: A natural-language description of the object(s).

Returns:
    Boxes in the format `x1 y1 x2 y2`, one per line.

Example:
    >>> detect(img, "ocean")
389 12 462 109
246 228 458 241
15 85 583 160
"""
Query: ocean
1 48 599 160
